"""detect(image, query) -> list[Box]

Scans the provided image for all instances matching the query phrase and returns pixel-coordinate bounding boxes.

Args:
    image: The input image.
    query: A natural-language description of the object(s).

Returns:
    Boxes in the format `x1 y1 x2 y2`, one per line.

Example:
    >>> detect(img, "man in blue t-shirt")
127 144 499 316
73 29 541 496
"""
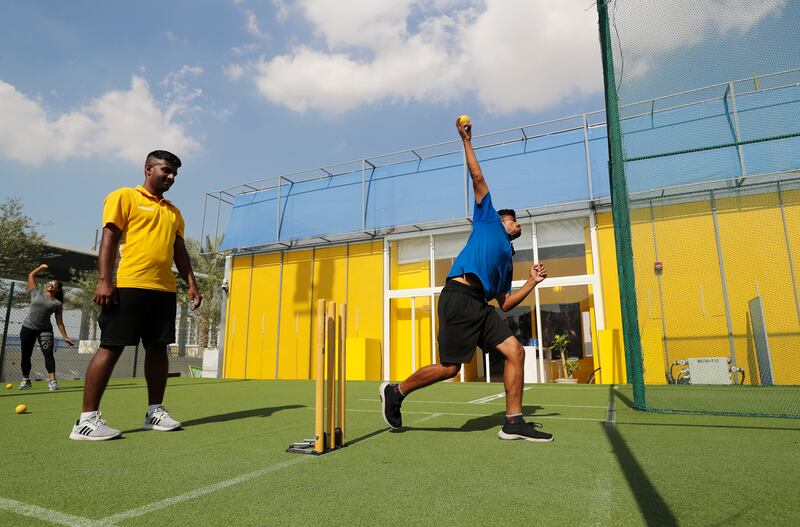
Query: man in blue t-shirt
380 117 553 442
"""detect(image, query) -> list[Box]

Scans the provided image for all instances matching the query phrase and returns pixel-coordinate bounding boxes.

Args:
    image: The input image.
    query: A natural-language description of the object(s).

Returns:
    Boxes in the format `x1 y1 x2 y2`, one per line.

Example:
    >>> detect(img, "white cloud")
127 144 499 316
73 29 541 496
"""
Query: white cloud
611 0 786 79
244 8 268 38
272 0 291 23
224 63 246 80
231 42 260 56
247 0 785 116
0 74 200 166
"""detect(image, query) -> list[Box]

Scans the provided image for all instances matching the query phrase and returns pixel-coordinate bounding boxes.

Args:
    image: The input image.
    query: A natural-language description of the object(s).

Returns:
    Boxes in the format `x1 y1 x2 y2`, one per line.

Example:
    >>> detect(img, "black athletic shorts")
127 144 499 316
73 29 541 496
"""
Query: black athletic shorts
99 288 177 347
437 280 513 364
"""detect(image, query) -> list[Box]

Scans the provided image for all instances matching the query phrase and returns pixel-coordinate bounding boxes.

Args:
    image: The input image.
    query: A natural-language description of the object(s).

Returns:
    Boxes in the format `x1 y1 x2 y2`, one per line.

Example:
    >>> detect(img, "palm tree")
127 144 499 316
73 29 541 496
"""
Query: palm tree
184 235 225 349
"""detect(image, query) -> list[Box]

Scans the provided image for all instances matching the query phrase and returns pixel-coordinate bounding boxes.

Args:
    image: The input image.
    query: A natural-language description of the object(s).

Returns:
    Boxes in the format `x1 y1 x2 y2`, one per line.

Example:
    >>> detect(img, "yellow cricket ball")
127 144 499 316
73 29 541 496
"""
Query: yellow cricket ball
458 114 471 125
15 404 27 414
5 383 12 389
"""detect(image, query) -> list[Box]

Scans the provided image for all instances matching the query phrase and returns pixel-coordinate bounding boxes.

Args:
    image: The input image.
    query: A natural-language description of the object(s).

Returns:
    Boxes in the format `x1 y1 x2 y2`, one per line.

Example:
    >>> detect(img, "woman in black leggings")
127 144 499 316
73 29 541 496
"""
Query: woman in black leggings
19 264 74 391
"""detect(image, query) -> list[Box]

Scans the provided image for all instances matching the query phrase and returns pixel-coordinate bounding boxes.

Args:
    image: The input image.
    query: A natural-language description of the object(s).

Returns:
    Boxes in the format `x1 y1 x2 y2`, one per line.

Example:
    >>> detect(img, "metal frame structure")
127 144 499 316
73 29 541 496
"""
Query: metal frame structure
202 67 800 256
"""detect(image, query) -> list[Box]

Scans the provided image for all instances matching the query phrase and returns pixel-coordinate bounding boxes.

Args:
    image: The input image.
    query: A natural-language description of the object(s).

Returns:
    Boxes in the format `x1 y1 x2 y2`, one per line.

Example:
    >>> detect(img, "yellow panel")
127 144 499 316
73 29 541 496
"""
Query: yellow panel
345 337 382 380
311 246 348 381
245 253 281 379
223 255 252 379
715 192 800 384
391 240 430 289
596 213 627 384
278 250 313 380
780 188 800 383
390 295 433 381
347 241 384 380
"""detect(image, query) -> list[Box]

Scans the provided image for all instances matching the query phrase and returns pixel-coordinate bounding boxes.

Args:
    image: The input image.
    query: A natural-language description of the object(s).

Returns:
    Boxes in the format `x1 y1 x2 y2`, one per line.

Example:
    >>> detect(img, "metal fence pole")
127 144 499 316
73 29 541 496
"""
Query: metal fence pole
178 301 188 357
583 113 594 200
132 343 139 378
727 81 748 185
0 281 15 381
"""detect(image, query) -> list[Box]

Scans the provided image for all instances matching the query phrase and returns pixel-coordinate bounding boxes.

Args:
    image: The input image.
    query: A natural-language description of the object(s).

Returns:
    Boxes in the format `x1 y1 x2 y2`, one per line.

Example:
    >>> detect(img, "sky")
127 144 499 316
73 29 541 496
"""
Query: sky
0 0 795 249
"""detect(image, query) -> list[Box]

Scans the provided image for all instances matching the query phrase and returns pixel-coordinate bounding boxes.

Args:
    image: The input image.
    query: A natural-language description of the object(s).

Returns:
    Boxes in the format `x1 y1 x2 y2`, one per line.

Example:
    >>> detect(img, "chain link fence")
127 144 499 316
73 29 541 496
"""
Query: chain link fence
0 278 220 383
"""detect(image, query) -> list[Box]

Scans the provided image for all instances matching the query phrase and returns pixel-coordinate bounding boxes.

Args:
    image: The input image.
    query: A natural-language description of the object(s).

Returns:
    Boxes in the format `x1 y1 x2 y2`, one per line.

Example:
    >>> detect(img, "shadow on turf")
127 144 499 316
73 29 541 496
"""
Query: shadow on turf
613 384 800 431
605 386 678 527
121 404 304 434
400 405 558 433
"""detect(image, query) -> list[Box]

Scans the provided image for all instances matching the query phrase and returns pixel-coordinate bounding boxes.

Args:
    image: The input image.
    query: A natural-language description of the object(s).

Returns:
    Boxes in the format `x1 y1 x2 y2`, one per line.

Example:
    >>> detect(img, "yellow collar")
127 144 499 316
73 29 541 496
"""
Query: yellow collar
135 185 170 204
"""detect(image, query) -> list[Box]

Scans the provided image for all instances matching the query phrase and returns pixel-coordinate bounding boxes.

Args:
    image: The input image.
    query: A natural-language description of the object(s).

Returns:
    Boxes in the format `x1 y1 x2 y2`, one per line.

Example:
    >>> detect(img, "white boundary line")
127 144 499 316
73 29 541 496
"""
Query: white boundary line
97 457 310 525
349 408 605 422
468 387 531 404
605 385 617 426
1 427 391 526
359 398 607 409
412 413 442 424
98 428 390 525
0 496 99 527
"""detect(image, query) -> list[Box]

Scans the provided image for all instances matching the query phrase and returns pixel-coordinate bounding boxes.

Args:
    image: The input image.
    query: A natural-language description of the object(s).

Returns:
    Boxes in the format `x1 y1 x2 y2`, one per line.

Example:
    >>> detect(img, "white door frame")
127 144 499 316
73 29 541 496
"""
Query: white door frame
382 211 604 383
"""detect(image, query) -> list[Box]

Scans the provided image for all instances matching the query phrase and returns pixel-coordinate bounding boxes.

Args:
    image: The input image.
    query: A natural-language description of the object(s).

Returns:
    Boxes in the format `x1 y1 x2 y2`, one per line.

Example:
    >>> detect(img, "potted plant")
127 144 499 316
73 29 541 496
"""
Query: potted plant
551 334 579 383
564 358 582 382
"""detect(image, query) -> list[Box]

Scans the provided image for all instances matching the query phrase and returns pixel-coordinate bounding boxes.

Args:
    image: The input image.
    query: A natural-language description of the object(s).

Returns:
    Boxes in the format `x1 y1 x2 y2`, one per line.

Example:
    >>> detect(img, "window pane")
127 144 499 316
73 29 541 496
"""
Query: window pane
538 285 592 360
433 231 469 286
391 238 430 289
536 218 588 277
511 223 533 281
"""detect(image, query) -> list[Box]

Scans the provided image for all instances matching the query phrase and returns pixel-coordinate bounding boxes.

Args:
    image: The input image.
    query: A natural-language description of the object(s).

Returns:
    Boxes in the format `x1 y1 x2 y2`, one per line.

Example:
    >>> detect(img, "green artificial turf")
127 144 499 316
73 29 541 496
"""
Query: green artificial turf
1 378 799 526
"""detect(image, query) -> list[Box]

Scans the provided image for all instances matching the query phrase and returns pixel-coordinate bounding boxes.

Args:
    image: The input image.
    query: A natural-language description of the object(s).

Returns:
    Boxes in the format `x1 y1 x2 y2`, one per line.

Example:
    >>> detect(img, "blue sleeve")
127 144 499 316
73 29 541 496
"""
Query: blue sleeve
473 192 498 223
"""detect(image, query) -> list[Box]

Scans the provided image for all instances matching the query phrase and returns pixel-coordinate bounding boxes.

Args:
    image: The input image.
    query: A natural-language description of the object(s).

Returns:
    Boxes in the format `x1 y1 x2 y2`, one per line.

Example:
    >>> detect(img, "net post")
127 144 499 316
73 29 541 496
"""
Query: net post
596 0 646 409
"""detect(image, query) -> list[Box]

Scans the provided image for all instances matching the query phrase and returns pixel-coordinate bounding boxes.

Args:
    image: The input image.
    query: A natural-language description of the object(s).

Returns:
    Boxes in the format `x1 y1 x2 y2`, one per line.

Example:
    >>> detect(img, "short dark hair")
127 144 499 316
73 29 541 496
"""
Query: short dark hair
51 280 64 303
497 208 516 220
146 150 182 168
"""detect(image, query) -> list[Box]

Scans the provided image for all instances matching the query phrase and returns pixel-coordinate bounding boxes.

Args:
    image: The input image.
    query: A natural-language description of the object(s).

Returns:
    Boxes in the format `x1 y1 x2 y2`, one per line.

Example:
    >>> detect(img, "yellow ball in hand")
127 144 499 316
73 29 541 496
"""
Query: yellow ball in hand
458 114 471 125
15 404 27 414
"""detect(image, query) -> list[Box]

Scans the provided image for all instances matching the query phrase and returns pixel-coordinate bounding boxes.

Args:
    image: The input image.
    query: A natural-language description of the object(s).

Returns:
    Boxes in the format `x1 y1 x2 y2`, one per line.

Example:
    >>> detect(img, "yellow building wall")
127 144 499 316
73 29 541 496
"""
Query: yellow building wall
596 213 628 384
244 253 281 379
606 188 800 386
224 242 384 381
389 241 433 381
277 250 313 379
223 255 252 379
715 192 800 384
310 246 348 381
347 241 384 380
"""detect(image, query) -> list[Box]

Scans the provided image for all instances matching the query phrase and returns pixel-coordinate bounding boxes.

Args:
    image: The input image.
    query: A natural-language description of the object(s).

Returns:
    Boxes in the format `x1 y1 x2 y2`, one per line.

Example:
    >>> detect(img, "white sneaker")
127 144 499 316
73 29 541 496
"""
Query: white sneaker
48 380 59 391
19 379 32 390
69 412 122 441
143 406 182 431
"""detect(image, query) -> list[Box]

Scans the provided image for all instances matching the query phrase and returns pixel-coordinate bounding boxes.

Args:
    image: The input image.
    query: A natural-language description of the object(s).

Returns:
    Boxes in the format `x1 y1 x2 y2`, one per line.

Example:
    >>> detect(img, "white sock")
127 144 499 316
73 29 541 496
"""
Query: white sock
147 404 163 414
80 411 98 421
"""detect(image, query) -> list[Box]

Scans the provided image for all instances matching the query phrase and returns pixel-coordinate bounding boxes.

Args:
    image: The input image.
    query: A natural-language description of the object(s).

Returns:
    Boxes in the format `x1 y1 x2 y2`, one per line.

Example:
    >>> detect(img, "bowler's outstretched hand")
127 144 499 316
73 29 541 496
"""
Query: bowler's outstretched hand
531 263 547 284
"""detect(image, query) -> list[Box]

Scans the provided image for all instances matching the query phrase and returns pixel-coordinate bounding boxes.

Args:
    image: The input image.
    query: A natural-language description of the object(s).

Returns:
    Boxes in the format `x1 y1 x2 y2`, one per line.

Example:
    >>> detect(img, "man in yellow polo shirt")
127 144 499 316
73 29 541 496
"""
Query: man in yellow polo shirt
70 150 202 441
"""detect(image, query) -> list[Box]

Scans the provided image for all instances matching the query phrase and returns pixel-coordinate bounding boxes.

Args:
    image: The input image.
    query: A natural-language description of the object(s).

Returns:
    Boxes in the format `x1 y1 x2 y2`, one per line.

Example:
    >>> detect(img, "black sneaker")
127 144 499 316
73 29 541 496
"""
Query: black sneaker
379 382 403 429
498 419 554 442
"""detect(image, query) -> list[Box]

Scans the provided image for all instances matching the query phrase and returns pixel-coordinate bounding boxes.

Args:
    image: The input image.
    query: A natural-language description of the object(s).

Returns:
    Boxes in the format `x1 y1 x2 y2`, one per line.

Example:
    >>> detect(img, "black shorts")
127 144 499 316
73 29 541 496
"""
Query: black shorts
99 288 177 347
437 280 513 364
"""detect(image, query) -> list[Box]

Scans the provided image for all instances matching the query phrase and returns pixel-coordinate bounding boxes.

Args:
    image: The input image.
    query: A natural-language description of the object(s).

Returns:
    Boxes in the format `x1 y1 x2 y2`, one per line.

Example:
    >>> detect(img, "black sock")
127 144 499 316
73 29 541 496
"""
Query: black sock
505 413 523 425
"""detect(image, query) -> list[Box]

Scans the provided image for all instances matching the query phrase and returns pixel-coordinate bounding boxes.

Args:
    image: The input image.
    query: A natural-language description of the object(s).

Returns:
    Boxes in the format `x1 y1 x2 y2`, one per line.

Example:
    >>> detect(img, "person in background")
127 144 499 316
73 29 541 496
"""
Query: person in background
19 264 74 391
